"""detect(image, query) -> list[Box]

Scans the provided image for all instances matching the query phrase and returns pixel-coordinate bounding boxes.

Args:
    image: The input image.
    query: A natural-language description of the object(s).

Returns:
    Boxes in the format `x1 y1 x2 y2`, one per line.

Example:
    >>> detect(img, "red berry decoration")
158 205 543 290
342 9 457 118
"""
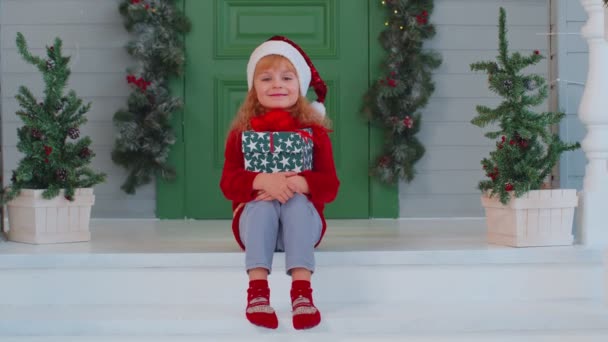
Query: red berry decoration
519 139 528 148
403 116 413 129
44 145 53 156
505 183 514 191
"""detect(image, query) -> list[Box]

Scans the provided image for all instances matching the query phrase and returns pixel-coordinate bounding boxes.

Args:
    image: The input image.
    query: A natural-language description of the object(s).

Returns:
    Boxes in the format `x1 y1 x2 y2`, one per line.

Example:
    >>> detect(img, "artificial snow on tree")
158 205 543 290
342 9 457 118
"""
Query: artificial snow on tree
470 7 580 205
1 33 106 205
365 0 441 184
112 0 191 194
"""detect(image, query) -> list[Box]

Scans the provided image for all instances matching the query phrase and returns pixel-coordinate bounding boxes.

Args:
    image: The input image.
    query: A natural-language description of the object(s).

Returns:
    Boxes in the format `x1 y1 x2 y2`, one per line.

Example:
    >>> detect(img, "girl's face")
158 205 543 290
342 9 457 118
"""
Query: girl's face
253 56 300 110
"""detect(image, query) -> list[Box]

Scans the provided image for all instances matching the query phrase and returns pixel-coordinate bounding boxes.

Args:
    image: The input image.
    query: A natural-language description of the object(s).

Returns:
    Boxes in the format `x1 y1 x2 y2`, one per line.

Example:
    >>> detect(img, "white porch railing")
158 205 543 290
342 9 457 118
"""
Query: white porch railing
577 0 608 247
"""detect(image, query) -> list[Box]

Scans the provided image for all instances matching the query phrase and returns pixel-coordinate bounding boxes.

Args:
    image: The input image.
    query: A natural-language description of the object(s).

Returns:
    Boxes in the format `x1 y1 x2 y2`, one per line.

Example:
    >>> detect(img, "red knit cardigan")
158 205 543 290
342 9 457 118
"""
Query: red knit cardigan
219 124 340 250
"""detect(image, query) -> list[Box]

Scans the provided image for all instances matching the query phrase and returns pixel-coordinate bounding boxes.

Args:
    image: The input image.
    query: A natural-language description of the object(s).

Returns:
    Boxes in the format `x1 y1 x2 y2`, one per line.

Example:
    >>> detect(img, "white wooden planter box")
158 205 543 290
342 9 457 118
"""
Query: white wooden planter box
481 189 578 247
7 188 94 244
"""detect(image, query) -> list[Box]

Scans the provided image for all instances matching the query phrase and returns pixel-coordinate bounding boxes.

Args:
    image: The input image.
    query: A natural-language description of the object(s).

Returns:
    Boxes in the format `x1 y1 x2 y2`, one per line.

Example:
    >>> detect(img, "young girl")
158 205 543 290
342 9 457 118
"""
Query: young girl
220 36 340 330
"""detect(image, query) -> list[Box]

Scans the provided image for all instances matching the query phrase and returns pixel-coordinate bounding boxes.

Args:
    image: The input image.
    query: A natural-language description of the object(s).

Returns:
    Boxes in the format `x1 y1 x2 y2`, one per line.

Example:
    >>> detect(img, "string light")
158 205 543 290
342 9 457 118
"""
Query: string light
381 0 385 4
385 21 389 26
394 10 398 14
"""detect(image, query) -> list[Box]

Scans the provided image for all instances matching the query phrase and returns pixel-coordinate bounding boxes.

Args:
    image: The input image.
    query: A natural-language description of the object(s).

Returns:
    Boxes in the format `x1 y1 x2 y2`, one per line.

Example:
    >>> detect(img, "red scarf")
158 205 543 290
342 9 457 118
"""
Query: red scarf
250 109 328 147
250 109 299 132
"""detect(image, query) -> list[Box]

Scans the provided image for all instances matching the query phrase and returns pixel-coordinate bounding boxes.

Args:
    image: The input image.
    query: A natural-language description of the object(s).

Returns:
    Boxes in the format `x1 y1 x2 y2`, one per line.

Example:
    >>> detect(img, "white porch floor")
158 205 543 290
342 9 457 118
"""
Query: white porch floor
0 217 528 254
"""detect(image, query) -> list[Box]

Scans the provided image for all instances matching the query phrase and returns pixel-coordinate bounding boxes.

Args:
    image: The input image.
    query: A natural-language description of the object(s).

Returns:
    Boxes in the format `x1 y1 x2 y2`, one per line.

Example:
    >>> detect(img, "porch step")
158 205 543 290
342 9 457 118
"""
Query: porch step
1 300 607 338
3 335 608 342
0 248 606 339
0 249 604 306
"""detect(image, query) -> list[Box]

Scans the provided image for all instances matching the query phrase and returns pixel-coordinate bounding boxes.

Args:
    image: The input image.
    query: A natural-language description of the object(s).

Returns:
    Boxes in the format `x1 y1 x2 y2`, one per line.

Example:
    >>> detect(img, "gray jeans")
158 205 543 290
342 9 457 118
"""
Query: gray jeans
239 194 322 275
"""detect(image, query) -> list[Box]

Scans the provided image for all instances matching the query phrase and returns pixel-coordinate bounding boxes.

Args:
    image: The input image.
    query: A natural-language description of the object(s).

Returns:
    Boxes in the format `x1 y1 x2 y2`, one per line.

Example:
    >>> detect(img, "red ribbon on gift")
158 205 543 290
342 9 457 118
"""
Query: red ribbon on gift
251 109 298 132
250 109 327 151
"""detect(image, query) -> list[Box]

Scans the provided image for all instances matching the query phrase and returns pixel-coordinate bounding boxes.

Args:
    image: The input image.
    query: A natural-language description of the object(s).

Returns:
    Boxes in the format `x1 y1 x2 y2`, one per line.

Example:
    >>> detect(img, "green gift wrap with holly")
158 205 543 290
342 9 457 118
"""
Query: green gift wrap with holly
242 129 313 173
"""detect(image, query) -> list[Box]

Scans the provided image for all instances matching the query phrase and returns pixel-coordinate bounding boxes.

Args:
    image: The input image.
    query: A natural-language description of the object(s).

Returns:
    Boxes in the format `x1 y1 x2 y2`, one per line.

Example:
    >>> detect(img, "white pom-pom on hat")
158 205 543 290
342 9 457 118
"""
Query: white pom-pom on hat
247 36 327 116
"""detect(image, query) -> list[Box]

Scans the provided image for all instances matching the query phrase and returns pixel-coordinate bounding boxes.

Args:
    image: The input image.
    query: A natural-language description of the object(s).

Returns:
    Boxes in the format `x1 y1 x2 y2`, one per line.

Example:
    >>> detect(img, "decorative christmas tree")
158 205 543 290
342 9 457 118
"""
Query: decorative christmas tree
1 33 106 204
112 0 191 194
366 0 441 184
470 8 580 204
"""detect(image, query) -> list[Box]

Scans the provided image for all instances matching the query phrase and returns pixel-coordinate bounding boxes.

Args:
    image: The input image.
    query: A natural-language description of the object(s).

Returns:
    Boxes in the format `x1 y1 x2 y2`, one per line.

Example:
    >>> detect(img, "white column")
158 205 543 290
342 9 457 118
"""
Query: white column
577 0 608 247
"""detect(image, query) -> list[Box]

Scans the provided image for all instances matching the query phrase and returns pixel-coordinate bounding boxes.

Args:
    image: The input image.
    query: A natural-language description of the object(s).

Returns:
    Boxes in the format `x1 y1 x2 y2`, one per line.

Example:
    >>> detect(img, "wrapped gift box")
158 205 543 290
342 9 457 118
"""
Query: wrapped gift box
242 129 313 173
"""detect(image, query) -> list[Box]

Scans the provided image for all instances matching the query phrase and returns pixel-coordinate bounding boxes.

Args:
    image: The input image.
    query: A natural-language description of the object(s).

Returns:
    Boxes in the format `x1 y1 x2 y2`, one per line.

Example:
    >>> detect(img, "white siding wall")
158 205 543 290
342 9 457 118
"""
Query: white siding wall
555 0 587 192
0 0 155 218
399 0 551 217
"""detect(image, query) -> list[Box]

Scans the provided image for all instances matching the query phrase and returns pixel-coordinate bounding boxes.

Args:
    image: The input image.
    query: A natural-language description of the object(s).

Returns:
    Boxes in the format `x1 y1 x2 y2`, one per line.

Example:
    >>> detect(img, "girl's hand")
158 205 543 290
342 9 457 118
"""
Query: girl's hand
253 172 296 204
254 190 274 201
286 175 309 194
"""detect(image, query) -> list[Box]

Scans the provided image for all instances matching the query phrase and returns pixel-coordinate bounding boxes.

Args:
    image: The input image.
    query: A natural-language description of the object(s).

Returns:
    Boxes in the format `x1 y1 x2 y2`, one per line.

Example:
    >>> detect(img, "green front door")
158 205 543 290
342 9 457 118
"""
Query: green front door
160 0 371 219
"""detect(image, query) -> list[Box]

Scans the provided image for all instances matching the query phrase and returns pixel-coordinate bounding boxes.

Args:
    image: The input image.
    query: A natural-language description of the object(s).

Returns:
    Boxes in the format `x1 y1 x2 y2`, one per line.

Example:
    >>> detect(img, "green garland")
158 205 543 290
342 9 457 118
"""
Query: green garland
1 33 106 204
470 8 579 204
112 0 191 194
366 0 441 184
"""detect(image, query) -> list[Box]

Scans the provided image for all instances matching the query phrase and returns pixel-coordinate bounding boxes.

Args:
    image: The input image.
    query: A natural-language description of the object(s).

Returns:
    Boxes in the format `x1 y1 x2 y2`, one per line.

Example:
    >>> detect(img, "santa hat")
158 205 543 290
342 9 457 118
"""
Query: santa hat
247 35 327 116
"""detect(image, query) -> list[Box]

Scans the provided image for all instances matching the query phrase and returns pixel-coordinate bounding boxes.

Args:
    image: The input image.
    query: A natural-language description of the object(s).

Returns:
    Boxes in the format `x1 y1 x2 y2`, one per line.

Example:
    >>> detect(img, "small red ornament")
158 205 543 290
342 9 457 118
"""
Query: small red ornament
379 156 391 167
519 139 529 148
145 4 150 9
131 0 142 4
505 183 514 191
127 75 151 92
403 116 413 129
509 139 515 145
44 145 53 156
416 15 428 25
497 143 504 150
387 79 397 87
534 50 540 55
501 136 506 142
